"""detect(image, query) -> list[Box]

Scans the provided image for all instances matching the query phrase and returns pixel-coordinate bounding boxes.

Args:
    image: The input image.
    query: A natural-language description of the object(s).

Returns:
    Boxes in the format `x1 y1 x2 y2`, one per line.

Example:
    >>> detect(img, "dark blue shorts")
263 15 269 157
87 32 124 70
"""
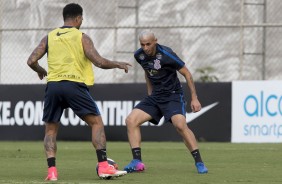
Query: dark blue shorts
42 81 100 123
135 93 186 125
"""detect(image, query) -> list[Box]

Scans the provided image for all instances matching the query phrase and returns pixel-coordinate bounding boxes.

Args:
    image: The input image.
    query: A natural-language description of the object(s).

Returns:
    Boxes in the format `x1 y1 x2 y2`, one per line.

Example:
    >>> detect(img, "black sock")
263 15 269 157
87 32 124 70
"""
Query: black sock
191 149 203 163
96 149 107 162
132 147 142 161
47 157 56 168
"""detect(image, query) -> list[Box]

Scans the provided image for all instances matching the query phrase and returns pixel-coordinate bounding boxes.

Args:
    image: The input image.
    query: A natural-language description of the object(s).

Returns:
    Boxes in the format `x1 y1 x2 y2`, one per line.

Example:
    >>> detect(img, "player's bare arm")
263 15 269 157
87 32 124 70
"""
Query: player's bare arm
27 36 48 80
145 72 153 95
82 34 132 73
179 66 202 112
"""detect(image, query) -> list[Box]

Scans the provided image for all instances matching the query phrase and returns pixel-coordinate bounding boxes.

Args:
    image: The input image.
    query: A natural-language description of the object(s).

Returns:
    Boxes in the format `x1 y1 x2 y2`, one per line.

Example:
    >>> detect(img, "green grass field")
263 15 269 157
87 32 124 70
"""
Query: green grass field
0 141 281 184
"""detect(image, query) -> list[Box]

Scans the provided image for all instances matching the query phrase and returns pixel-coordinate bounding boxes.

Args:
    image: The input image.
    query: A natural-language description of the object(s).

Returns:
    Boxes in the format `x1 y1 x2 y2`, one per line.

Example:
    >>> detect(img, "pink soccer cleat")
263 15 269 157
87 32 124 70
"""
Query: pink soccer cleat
45 166 58 181
98 162 127 179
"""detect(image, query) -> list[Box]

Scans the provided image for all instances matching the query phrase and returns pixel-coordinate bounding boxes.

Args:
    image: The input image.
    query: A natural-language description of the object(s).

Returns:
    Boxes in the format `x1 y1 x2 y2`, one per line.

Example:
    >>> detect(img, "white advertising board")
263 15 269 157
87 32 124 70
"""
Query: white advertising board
232 81 282 143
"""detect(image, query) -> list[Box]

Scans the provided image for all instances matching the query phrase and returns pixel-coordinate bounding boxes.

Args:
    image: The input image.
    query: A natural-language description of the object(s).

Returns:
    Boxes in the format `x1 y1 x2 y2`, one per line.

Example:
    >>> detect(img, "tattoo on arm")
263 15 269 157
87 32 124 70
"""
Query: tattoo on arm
27 36 47 72
82 34 117 69
82 34 103 67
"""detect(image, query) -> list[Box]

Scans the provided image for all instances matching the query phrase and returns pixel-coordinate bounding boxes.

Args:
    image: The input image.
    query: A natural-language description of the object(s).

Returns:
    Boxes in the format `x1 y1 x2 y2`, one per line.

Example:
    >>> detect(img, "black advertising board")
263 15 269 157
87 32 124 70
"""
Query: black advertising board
0 83 231 141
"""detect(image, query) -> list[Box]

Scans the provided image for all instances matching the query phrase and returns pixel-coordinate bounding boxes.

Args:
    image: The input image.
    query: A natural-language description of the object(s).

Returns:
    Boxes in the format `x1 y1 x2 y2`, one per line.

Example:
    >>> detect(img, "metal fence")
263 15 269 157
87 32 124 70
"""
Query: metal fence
0 0 282 84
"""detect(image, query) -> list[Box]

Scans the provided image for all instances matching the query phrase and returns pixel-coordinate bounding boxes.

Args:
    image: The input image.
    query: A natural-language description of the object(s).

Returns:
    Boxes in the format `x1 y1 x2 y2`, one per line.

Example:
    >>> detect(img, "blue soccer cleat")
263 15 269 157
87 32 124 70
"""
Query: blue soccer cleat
124 159 145 173
195 162 208 174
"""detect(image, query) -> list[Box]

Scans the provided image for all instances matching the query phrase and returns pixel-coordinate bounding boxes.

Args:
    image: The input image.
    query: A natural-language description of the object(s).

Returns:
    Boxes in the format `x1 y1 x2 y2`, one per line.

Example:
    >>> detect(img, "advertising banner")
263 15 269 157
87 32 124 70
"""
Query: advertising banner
232 81 282 143
0 83 231 141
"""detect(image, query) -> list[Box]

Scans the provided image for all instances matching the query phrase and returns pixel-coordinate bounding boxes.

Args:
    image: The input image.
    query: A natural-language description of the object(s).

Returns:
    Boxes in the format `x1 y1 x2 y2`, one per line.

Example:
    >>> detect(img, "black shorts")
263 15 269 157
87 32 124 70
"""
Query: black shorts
42 81 100 123
135 92 186 125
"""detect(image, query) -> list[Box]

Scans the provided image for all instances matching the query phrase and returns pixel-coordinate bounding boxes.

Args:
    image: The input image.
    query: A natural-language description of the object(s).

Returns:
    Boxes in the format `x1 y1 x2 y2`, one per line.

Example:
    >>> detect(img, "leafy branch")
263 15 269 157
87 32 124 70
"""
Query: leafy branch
195 66 219 82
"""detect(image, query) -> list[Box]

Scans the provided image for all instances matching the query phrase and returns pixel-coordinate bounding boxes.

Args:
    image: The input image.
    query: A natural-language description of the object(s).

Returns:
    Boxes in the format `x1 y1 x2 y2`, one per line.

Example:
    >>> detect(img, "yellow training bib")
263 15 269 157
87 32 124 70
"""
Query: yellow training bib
47 27 94 85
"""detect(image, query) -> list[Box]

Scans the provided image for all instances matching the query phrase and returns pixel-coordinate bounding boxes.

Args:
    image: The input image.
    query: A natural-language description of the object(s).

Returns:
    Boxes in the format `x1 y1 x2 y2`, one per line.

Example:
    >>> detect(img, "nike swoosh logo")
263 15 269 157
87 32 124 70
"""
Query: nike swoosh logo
56 31 70 36
186 102 219 123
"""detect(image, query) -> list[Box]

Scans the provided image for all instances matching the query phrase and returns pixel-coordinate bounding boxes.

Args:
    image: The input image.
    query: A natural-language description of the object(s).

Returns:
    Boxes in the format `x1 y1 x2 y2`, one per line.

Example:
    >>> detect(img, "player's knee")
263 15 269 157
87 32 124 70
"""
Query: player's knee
173 123 186 133
125 116 132 126
174 126 182 134
125 115 137 127
45 123 58 133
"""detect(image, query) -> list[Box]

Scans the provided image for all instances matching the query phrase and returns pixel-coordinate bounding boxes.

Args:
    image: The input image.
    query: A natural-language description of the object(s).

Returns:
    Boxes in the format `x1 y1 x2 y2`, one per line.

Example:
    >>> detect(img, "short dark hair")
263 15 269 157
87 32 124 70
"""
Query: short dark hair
63 3 83 21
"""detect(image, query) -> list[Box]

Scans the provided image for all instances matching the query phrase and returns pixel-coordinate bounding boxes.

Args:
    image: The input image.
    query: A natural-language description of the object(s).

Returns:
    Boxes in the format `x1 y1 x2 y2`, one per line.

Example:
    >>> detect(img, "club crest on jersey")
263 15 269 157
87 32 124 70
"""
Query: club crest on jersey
139 54 145 60
156 53 162 59
154 59 161 70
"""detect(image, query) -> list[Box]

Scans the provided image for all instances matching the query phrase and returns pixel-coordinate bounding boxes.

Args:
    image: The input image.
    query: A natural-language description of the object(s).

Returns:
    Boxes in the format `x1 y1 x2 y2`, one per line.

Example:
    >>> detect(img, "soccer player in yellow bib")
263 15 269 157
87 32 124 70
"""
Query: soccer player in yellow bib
27 3 130 181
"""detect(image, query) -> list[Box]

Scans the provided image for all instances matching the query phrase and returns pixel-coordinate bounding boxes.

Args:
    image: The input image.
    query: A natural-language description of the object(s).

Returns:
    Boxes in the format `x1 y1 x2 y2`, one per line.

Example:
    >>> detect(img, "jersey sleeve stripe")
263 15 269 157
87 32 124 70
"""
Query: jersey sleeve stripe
158 46 185 67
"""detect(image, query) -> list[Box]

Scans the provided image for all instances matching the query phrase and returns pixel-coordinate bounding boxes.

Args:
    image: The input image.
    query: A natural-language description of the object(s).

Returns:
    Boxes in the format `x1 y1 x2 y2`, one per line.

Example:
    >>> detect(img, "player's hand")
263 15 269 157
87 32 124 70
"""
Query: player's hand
191 99 201 112
37 69 47 80
117 62 132 73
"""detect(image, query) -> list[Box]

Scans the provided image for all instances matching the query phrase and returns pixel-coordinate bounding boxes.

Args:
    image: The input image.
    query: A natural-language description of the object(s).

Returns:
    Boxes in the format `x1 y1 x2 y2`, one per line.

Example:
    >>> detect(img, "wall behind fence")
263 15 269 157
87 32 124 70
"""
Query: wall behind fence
0 0 282 84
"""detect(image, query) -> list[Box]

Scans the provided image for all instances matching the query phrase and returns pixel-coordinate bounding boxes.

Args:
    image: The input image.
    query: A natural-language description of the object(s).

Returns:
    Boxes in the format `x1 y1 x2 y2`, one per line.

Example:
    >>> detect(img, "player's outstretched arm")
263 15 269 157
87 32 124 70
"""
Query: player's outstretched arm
82 33 131 73
27 36 48 80
179 66 201 112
